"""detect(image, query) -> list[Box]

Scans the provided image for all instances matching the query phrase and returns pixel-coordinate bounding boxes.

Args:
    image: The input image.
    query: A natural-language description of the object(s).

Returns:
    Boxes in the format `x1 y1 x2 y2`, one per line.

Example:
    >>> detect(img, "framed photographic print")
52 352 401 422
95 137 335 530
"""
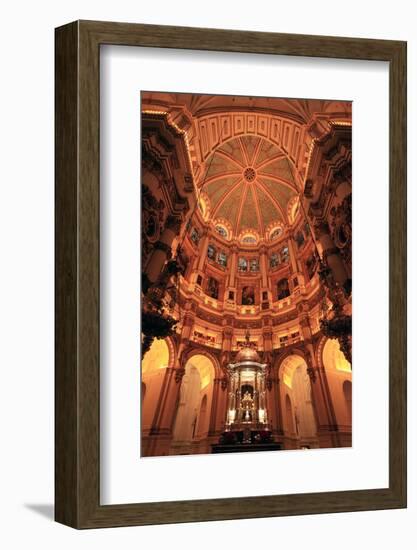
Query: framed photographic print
55 20 406 528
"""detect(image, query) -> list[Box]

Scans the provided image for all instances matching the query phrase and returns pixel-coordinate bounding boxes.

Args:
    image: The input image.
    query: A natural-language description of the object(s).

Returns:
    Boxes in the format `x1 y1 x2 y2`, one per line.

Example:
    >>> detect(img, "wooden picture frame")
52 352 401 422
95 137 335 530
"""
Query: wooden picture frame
55 20 407 528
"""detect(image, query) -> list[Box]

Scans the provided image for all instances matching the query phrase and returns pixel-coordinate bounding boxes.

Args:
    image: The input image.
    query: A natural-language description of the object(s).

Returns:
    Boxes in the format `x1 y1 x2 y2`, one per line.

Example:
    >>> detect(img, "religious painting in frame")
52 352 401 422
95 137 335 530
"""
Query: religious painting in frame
55 20 406 528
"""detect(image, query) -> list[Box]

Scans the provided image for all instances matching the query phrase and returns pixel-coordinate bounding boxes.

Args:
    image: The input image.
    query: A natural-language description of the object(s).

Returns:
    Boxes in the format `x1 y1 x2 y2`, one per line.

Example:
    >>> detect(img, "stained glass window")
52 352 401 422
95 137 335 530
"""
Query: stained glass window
218 251 228 267
215 225 228 238
280 246 289 263
207 244 216 260
242 235 257 244
190 227 200 245
238 257 248 272
250 258 259 272
270 227 282 240
270 253 280 268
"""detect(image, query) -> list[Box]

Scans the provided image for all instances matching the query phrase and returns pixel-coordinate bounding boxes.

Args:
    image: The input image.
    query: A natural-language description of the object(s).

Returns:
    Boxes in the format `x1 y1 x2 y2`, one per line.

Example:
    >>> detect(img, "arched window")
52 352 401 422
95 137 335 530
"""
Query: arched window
280 246 289 263
270 252 280 268
217 251 228 267
249 258 259 272
238 257 248 272
215 225 228 239
242 234 257 244
207 244 216 260
190 227 200 245
270 227 282 240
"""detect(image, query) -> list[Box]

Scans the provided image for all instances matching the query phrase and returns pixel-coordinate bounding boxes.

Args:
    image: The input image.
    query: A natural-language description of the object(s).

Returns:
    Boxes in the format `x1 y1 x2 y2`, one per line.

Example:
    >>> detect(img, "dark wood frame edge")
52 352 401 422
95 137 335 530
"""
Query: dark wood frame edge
55 20 407 529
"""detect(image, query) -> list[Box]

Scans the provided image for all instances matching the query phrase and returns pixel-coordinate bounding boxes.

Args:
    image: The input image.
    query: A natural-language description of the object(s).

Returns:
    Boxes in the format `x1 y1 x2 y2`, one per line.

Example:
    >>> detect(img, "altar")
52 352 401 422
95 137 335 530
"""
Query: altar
213 331 280 452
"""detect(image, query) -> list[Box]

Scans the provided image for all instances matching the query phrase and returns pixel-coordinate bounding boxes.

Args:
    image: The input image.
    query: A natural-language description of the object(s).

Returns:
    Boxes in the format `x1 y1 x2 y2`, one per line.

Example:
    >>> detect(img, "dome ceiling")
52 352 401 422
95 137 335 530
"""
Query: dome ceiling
201 136 298 237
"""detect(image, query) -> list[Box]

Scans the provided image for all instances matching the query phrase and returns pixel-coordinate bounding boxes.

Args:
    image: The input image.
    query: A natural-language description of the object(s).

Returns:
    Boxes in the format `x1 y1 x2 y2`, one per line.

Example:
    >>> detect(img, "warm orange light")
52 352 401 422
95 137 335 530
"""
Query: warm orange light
142 339 169 374
187 354 214 390
323 338 351 372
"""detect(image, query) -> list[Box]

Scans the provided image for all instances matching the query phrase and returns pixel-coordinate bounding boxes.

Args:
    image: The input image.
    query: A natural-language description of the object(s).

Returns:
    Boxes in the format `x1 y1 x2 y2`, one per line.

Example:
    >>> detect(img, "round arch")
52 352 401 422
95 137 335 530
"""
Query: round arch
171 353 217 454
322 338 351 373
141 337 175 435
320 337 352 432
277 352 317 448
142 338 170 375
180 348 222 378
275 347 311 377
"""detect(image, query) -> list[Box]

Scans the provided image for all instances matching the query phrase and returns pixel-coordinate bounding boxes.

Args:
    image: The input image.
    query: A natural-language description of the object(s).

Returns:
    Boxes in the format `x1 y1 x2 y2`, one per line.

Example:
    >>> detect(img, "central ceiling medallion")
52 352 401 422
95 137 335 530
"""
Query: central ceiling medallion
243 167 256 182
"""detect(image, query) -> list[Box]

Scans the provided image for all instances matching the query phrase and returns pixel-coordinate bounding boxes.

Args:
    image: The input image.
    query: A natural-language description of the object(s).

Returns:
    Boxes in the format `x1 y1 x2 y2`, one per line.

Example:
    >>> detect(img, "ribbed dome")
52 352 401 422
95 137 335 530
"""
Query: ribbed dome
201 136 297 238
235 346 261 363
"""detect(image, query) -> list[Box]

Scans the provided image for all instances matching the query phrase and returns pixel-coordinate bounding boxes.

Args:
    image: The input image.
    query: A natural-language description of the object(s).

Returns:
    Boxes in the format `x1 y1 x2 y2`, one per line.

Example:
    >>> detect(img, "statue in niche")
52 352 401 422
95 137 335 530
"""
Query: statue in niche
306 254 318 279
207 277 219 300
277 278 290 300
241 285 255 305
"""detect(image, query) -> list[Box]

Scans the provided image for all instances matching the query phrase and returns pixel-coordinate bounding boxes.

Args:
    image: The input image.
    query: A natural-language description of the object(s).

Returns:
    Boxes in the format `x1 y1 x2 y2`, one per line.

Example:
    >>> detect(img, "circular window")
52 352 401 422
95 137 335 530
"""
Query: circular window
243 167 256 182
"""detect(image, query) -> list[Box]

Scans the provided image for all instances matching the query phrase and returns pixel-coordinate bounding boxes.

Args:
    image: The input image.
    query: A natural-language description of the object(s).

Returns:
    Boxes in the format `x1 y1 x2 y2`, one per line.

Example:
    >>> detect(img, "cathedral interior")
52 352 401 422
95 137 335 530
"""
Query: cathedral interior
141 92 352 457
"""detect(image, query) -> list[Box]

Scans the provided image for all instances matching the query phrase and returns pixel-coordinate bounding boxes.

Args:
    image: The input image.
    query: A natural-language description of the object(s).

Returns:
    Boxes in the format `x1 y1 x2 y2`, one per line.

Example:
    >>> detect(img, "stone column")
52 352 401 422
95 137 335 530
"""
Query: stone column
262 324 273 356
266 374 283 435
287 233 300 274
208 377 223 436
221 323 233 355
177 310 195 360
259 245 268 288
314 221 348 287
146 214 182 284
197 226 210 272
227 244 238 288
303 342 341 448
145 365 184 456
